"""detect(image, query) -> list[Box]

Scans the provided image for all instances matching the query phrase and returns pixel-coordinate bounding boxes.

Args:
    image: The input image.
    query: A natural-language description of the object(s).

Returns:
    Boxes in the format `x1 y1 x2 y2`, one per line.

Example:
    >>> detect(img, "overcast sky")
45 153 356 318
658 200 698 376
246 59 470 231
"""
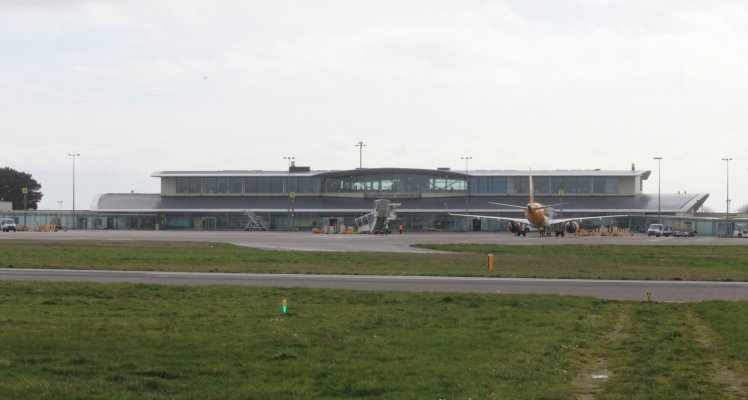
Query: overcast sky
2 0 746 212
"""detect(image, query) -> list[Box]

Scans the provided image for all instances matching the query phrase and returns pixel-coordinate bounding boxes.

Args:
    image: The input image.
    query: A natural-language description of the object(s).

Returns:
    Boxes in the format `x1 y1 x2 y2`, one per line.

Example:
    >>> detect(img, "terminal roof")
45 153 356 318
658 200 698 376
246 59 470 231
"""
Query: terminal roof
152 168 652 179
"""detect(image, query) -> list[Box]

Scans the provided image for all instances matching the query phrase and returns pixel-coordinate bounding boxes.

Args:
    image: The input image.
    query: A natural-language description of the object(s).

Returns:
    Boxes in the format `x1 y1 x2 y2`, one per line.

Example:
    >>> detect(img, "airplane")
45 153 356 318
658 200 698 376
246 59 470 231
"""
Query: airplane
450 169 628 236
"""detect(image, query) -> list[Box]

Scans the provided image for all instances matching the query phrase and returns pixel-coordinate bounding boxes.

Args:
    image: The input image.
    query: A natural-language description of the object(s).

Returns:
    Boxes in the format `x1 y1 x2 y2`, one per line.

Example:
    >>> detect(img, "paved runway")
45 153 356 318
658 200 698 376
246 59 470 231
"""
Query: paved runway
1 268 746 302
2 230 747 253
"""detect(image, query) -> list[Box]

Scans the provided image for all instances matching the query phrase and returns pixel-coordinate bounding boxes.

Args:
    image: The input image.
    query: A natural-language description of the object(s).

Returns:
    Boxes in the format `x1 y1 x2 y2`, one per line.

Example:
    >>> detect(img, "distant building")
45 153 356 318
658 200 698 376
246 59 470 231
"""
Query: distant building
0 201 11 212
85 167 707 232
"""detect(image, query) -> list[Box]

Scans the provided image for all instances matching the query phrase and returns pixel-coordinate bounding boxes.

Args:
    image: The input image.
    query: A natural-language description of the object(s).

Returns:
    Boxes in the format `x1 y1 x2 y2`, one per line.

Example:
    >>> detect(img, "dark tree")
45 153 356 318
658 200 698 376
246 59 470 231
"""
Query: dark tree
0 167 43 210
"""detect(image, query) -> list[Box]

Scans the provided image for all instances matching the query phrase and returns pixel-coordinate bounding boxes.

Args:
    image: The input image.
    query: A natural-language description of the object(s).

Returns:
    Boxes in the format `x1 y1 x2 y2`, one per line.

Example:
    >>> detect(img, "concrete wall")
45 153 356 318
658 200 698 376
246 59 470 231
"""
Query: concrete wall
620 176 637 195
161 177 176 195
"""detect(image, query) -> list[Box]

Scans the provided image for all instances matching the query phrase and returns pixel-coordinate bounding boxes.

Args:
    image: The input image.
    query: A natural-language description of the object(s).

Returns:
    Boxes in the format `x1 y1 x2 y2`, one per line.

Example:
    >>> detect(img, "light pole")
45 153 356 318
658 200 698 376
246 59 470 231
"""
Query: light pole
653 157 662 223
355 141 366 169
283 156 294 231
722 157 732 235
68 153 80 229
283 156 295 172
57 200 63 211
460 156 472 213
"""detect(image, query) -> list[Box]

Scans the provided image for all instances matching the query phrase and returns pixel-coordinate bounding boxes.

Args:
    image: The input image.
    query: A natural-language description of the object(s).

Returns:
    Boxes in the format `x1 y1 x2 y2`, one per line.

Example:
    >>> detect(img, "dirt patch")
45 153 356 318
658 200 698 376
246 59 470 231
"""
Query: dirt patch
685 311 747 399
572 358 612 400
602 311 630 342
571 310 630 400
713 369 746 398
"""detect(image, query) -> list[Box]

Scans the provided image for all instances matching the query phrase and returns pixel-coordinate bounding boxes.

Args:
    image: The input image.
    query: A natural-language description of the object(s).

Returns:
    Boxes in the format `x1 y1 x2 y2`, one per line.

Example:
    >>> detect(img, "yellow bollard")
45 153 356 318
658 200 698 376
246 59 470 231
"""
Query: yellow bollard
487 254 494 271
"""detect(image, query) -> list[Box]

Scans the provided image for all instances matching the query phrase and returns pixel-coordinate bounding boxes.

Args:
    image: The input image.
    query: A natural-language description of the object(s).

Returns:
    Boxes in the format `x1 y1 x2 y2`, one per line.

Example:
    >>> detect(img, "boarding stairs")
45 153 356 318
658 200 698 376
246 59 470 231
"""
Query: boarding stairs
355 199 400 234
244 210 269 231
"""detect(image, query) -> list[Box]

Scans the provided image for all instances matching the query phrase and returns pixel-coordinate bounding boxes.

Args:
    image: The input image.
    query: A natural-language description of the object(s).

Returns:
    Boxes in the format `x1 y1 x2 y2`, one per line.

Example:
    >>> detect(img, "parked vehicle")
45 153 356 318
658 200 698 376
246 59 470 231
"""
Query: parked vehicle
1 218 17 232
734 228 748 238
661 227 697 237
673 229 697 237
647 224 664 237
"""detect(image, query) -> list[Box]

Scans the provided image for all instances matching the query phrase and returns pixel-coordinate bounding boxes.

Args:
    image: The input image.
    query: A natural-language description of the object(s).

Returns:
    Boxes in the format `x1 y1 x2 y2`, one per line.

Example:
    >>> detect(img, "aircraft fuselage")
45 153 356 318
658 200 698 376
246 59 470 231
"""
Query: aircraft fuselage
524 202 548 229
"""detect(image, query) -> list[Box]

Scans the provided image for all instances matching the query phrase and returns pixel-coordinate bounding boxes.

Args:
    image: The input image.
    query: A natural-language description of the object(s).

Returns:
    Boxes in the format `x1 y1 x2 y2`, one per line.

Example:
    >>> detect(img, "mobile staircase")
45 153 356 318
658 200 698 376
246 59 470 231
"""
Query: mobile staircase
355 199 400 234
243 210 269 231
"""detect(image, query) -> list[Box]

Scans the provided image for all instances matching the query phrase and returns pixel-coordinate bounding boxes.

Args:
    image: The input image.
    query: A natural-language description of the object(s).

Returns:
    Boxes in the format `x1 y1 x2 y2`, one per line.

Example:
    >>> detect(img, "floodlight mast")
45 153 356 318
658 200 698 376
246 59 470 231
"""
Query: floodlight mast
460 156 472 213
68 153 80 229
723 157 732 235
283 156 295 231
355 141 366 169
653 157 662 223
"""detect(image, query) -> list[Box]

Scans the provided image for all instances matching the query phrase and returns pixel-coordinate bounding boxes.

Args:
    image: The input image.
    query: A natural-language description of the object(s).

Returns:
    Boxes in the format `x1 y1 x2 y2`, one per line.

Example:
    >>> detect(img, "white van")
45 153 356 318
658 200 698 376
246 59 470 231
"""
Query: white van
734 228 748 238
1 218 17 232
647 224 664 237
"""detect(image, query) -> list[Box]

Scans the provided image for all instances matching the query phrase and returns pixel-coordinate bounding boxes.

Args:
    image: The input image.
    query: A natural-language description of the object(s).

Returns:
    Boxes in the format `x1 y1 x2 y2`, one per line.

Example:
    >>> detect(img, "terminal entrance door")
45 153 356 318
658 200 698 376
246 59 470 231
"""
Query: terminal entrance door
472 219 481 232
202 218 216 231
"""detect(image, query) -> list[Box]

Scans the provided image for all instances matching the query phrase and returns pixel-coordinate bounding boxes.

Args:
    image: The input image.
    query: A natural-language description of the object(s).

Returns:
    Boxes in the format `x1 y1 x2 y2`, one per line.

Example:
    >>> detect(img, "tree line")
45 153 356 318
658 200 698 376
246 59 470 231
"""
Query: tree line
0 167 43 210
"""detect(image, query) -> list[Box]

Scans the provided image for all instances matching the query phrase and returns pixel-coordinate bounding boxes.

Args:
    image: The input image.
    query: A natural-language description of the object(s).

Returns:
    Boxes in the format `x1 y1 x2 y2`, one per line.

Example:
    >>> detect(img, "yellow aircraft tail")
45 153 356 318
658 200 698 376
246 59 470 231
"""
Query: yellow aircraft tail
528 167 534 204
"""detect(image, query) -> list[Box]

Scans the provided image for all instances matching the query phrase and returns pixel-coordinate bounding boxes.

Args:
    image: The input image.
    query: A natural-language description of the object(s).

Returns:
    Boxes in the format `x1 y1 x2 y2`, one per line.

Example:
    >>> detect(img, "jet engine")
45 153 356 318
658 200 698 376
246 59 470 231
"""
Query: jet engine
564 221 580 234
507 221 523 234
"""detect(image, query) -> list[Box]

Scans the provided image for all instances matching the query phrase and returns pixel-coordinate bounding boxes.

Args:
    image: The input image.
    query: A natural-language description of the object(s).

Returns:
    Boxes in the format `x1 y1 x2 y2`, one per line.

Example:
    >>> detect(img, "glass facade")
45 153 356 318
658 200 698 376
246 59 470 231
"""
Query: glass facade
340 173 465 194
177 176 324 194
230 177 243 193
176 174 621 195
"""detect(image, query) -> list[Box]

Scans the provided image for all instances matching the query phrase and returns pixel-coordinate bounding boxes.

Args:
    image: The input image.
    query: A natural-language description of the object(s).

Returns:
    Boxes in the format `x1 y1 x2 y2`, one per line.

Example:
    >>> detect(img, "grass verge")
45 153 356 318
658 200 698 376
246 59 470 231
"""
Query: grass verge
414 243 748 281
0 282 746 399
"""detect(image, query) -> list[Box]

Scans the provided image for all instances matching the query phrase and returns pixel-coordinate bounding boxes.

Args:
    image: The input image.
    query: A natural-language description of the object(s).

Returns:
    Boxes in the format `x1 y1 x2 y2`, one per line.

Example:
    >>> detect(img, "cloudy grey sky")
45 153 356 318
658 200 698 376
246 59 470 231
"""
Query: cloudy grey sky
2 0 746 211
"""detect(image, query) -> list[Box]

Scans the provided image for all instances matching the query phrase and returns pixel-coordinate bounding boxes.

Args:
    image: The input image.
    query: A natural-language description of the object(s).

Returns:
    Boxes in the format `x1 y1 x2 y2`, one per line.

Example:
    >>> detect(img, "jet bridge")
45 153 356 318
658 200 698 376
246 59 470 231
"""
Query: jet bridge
354 199 400 234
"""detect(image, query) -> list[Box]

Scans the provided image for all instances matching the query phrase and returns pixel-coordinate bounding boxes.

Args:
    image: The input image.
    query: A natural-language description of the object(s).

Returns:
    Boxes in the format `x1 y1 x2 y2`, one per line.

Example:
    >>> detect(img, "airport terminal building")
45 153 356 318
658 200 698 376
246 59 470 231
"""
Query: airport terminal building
77 166 710 233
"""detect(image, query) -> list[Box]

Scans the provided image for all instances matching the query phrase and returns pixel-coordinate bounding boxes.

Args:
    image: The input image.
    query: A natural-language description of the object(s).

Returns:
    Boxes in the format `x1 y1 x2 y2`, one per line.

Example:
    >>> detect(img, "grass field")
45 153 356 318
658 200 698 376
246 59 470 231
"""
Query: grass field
2 240 748 281
0 281 746 399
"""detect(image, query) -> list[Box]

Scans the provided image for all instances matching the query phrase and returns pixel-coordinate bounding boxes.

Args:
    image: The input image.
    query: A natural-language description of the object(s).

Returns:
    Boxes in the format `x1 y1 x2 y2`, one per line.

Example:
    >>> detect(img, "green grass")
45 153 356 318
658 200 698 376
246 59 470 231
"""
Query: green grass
694 302 748 364
0 282 746 399
2 240 748 281
414 243 748 281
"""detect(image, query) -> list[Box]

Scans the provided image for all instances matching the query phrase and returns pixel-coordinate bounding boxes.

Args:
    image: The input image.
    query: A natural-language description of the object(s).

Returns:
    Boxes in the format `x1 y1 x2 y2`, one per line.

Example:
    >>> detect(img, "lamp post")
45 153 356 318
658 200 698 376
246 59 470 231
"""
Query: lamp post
460 156 472 213
68 153 80 229
57 200 63 211
355 141 366 169
653 157 662 223
283 156 295 171
283 156 294 231
22 187 28 228
283 155 295 193
722 157 732 235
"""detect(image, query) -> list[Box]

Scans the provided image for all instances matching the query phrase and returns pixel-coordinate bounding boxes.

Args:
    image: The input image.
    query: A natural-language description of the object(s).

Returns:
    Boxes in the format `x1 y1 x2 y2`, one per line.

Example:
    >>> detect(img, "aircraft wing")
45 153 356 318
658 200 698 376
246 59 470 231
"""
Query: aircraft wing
549 215 629 226
449 213 531 225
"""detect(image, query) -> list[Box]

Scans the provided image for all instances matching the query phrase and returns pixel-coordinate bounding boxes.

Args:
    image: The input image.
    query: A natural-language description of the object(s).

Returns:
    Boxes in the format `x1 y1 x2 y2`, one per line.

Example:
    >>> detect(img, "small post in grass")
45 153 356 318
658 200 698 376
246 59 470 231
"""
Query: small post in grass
646 291 652 302
487 254 494 271
281 299 288 315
